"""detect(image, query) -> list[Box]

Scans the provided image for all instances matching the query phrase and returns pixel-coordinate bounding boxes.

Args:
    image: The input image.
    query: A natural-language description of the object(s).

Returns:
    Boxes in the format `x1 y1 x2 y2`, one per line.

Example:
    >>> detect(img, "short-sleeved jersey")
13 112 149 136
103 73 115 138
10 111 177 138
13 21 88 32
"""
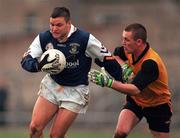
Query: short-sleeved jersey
21 25 111 86
126 46 171 107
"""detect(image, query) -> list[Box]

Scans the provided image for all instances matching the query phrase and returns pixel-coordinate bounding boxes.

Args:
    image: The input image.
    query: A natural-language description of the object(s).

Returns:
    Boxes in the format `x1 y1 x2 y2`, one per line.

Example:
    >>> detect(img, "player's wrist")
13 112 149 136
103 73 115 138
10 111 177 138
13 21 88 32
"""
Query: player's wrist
121 63 129 70
107 78 113 88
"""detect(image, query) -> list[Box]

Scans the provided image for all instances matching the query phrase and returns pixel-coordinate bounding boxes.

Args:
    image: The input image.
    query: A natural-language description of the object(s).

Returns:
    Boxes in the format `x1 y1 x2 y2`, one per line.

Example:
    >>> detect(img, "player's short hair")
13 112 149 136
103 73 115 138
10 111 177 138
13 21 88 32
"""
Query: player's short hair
125 23 147 43
51 7 70 22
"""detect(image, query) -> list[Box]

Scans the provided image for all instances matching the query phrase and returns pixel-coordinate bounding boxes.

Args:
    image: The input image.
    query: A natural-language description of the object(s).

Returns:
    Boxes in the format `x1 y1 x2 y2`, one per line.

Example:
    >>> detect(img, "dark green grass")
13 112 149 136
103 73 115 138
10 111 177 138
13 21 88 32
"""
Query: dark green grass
0 128 179 138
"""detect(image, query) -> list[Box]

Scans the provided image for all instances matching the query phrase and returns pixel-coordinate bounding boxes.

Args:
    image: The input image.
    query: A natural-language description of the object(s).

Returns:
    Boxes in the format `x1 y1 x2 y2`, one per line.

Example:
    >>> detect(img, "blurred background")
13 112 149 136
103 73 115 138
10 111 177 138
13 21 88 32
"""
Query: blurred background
0 0 180 137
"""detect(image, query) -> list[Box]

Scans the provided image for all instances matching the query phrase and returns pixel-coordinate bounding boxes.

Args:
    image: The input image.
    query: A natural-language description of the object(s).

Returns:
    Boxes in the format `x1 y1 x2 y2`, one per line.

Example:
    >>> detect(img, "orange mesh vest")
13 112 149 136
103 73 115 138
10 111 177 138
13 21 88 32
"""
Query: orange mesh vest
126 47 171 107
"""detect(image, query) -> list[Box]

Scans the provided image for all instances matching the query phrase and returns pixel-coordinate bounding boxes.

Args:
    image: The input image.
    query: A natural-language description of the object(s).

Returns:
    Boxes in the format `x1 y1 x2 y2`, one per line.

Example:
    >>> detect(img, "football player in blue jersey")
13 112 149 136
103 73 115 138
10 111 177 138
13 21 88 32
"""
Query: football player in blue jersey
21 7 128 138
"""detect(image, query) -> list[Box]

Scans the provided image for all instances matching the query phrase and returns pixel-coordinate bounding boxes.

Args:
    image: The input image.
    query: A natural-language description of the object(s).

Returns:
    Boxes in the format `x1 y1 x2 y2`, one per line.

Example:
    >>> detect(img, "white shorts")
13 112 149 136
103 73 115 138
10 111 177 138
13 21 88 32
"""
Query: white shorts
38 74 90 114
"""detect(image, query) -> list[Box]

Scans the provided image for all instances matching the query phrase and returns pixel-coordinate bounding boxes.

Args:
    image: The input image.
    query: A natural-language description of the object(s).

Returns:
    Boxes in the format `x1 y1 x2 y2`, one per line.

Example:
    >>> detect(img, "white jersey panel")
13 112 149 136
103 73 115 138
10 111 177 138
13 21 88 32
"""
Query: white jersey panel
85 34 111 62
29 35 43 58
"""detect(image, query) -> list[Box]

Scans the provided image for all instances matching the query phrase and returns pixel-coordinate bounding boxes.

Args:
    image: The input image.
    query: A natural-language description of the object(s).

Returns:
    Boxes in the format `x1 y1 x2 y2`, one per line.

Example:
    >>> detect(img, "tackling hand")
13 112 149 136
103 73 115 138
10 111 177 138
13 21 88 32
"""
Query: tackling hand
122 64 134 83
88 67 113 87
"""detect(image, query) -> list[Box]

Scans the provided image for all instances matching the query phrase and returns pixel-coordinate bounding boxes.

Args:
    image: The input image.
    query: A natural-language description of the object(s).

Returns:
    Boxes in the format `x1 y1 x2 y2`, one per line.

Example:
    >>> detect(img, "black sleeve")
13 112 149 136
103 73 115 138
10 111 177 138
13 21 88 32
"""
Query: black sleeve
132 59 159 91
113 46 127 61
21 54 39 72
95 57 123 81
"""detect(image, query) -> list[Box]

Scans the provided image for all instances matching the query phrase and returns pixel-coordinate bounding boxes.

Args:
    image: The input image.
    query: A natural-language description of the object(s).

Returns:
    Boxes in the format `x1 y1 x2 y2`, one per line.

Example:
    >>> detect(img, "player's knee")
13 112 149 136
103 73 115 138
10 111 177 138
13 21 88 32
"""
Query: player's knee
49 130 66 138
113 131 128 138
29 122 43 135
49 133 65 138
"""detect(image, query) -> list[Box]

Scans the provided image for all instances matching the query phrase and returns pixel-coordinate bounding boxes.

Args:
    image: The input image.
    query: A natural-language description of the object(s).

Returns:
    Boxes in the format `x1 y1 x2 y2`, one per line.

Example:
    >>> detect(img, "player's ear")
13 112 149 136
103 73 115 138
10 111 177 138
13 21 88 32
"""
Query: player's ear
67 20 71 25
136 39 143 45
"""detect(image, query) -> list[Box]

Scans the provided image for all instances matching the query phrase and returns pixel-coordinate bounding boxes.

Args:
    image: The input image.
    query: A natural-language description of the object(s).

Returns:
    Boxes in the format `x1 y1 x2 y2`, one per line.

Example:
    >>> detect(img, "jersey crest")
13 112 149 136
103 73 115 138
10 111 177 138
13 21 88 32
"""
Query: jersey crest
69 43 80 54
45 43 54 50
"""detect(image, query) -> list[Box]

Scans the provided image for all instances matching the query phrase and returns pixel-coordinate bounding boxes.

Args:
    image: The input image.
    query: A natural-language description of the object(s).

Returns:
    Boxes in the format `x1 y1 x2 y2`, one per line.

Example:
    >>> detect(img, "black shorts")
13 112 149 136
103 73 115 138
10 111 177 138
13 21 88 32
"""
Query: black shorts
123 96 172 132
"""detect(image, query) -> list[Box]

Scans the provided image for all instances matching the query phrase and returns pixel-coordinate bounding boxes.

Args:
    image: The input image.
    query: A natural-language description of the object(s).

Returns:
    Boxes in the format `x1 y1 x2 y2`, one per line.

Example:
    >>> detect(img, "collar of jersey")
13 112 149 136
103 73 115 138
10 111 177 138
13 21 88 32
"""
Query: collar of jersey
67 24 77 38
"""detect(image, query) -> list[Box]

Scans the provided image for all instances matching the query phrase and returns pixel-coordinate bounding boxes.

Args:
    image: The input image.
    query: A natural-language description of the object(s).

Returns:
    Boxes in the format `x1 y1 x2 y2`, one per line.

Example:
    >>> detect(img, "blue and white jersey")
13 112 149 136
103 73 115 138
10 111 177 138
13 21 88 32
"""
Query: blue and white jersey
21 25 111 86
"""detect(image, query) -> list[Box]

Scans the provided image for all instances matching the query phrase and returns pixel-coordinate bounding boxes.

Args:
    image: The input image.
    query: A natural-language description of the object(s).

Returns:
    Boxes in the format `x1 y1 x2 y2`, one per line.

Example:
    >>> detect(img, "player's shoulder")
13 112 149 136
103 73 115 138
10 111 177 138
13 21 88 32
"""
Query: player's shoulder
39 30 52 39
39 30 53 46
76 28 90 37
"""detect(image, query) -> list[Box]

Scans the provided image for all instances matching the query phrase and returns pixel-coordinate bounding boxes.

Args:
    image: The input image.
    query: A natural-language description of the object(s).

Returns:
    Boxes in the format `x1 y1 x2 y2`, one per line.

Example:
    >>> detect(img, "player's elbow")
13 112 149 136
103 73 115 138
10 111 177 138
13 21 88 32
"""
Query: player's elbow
128 85 141 96
128 89 141 96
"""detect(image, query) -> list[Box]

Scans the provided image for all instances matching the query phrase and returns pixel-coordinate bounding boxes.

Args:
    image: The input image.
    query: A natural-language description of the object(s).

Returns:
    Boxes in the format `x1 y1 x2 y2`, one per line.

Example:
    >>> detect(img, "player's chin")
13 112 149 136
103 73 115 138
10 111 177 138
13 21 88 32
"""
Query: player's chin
124 48 131 54
52 33 61 39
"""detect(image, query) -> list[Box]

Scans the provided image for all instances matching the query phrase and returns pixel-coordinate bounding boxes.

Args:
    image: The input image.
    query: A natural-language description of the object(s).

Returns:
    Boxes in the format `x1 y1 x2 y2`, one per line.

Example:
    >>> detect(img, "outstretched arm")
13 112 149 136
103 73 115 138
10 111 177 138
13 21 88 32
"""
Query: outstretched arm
95 56 123 81
111 80 140 95
89 59 159 95
88 68 140 96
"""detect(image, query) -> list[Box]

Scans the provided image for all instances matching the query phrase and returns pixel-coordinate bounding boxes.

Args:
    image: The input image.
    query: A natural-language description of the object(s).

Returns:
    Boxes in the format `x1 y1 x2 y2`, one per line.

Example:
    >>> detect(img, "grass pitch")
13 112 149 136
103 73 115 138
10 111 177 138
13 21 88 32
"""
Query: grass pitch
0 127 179 138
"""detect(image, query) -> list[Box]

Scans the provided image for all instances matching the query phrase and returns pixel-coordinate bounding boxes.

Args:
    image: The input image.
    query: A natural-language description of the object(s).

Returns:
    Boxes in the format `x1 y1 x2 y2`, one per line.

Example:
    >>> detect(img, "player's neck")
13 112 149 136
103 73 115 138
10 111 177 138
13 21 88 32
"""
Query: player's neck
133 43 147 61
58 36 68 43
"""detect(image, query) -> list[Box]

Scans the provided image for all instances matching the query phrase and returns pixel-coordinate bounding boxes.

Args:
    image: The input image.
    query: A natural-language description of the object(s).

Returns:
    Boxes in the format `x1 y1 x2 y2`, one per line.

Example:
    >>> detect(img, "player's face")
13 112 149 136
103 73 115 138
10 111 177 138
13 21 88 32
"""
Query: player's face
122 31 137 54
50 17 71 41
